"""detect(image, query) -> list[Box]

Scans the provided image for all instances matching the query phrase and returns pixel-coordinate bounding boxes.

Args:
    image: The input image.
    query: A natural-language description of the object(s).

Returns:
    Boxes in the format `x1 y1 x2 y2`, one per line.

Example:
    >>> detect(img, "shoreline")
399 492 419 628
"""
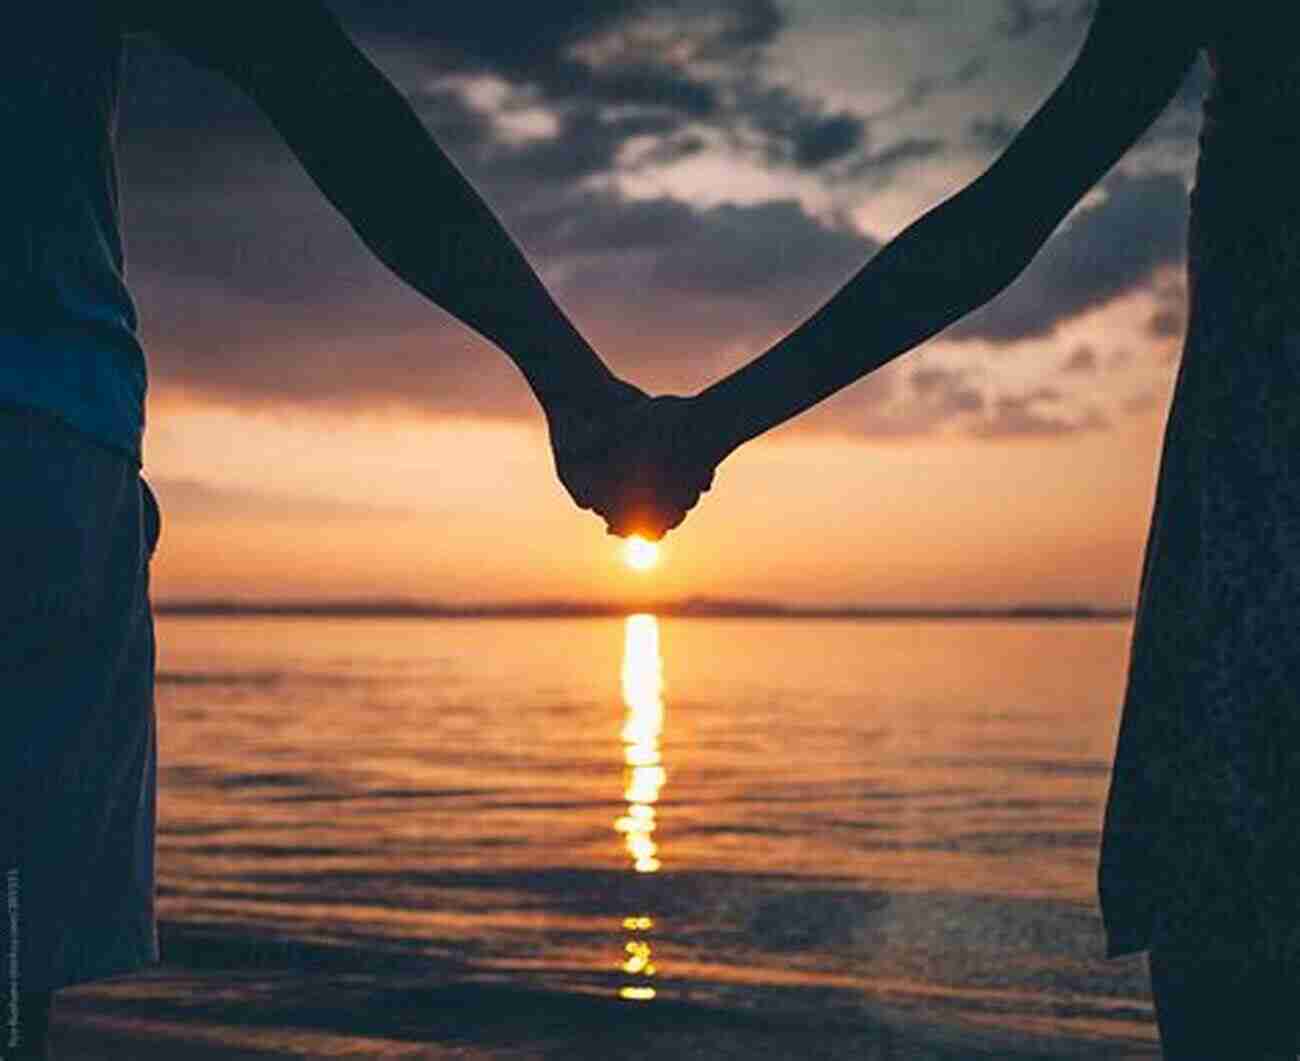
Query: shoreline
51 969 1158 1060
42 922 1160 1060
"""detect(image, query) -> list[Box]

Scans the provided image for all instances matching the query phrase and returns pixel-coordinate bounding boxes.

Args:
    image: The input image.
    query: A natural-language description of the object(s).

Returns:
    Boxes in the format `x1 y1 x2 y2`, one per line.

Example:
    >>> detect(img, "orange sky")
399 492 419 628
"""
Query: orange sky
143 323 1172 609
122 2 1202 609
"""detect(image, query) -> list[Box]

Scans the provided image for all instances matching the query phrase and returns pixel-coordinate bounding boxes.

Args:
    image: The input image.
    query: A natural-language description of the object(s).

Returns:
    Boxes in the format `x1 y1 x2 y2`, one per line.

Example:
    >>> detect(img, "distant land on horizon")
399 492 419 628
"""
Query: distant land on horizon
153 597 1135 620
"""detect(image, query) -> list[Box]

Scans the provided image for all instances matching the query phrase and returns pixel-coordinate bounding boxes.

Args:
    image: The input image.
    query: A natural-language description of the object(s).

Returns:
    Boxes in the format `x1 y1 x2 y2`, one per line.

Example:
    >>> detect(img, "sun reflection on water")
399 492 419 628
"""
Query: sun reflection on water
616 613 665 1001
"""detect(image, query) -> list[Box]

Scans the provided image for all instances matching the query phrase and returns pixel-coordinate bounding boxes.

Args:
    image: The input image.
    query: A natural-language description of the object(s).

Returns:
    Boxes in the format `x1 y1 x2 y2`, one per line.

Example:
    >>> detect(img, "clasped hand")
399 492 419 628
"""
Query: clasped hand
545 377 722 541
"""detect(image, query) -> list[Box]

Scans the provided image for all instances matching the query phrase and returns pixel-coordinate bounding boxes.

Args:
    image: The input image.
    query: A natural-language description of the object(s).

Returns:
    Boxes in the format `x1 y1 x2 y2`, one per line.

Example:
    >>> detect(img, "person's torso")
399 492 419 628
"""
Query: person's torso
1 2 133 335
0 1 147 466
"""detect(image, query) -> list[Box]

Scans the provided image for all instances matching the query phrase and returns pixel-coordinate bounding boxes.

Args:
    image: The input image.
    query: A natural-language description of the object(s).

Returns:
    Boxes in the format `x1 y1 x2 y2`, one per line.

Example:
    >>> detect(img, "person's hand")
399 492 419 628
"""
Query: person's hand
592 393 720 541
545 381 720 540
545 374 652 518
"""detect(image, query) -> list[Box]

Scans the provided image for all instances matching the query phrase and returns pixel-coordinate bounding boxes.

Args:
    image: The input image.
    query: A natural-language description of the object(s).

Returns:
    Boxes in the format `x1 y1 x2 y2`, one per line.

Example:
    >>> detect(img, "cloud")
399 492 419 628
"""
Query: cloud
114 0 1205 445
968 114 1019 151
839 135 946 182
1060 344 1097 373
888 56 990 117
126 184 876 418
908 364 986 415
643 198 870 296
1121 390 1160 415
948 170 1189 344
149 476 418 520
1148 308 1185 338
741 84 867 168
967 390 1108 439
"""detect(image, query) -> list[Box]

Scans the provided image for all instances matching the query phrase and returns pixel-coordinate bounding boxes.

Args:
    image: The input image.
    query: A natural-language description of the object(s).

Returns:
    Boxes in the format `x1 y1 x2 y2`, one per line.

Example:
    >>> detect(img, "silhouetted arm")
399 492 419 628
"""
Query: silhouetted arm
117 0 617 414
690 0 1203 464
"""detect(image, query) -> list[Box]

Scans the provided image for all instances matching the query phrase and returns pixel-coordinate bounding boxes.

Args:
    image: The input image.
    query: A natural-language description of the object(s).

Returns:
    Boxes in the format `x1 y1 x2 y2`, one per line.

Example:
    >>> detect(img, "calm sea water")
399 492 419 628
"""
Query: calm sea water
142 616 1159 1055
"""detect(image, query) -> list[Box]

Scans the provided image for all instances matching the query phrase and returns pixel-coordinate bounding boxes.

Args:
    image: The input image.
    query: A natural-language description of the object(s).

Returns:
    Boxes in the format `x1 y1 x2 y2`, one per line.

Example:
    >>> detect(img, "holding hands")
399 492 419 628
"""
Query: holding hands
545 377 725 541
162 0 1196 558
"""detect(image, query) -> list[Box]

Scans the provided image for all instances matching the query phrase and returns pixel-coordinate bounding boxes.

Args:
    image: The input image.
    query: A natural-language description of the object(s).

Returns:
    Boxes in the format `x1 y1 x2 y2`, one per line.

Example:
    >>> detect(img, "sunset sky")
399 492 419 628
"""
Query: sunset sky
121 0 1209 607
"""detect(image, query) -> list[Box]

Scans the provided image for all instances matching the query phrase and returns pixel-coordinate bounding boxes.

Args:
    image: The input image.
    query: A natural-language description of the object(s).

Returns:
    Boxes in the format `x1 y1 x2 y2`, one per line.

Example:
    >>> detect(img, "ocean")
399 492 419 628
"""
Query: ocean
75 615 1160 1057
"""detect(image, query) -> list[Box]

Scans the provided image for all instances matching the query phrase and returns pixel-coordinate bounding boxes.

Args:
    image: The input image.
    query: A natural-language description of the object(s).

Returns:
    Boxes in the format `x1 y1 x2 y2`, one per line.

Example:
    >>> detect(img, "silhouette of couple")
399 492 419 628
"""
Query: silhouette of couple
4 1 1299 1058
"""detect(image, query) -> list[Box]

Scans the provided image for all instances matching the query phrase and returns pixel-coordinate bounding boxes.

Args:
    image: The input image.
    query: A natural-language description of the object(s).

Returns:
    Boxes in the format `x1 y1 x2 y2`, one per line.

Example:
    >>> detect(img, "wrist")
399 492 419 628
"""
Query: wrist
689 386 744 468
527 339 615 416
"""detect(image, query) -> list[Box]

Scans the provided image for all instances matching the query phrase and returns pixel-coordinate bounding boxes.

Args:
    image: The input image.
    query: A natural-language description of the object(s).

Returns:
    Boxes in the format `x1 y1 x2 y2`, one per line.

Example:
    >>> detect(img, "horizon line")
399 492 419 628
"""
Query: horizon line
152 596 1135 620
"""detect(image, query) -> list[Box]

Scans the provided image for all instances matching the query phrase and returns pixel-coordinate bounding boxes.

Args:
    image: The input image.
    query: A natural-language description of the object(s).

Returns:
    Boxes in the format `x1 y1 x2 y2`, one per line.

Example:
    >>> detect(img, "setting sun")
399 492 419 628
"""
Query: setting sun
623 536 660 572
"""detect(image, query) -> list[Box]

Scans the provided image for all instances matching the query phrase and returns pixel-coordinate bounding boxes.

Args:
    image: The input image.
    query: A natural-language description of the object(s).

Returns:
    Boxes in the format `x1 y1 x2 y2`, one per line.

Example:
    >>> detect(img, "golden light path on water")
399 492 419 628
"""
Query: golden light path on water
616 613 665 1001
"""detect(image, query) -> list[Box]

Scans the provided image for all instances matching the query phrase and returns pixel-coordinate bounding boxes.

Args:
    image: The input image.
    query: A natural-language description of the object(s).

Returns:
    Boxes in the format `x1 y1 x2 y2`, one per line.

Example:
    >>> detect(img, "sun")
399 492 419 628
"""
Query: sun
623 535 660 572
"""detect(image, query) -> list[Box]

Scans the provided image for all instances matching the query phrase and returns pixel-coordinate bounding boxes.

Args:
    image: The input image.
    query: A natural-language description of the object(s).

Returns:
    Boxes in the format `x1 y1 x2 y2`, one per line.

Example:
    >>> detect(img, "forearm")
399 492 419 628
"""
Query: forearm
254 48 614 410
694 177 1046 459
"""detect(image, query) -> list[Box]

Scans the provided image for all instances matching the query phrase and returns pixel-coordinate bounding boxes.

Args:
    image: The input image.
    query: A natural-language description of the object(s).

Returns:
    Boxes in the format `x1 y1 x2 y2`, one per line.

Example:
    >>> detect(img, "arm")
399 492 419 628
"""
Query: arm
691 0 1203 463
116 0 619 414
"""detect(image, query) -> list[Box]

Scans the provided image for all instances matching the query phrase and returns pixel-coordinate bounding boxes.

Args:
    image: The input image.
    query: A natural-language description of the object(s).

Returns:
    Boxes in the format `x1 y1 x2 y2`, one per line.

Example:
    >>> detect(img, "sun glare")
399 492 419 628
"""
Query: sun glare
623 536 660 572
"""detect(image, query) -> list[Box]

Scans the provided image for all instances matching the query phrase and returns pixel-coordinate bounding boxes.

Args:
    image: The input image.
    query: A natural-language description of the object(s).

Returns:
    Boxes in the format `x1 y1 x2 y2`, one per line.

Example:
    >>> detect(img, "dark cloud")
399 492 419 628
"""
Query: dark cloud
909 365 985 415
149 477 419 520
111 0 1204 444
329 0 651 79
1148 308 1185 338
513 189 873 305
324 0 785 73
643 199 870 297
125 174 876 418
840 135 946 181
550 63 722 117
413 0 773 127
967 392 1108 438
793 112 866 168
870 56 991 126
968 114 1020 152
482 107 648 183
704 79 872 172
121 1 782 154
535 194 877 383
949 170 1189 344
514 192 702 258
895 56 989 113
742 83 867 167
1060 344 1097 373
113 0 891 414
